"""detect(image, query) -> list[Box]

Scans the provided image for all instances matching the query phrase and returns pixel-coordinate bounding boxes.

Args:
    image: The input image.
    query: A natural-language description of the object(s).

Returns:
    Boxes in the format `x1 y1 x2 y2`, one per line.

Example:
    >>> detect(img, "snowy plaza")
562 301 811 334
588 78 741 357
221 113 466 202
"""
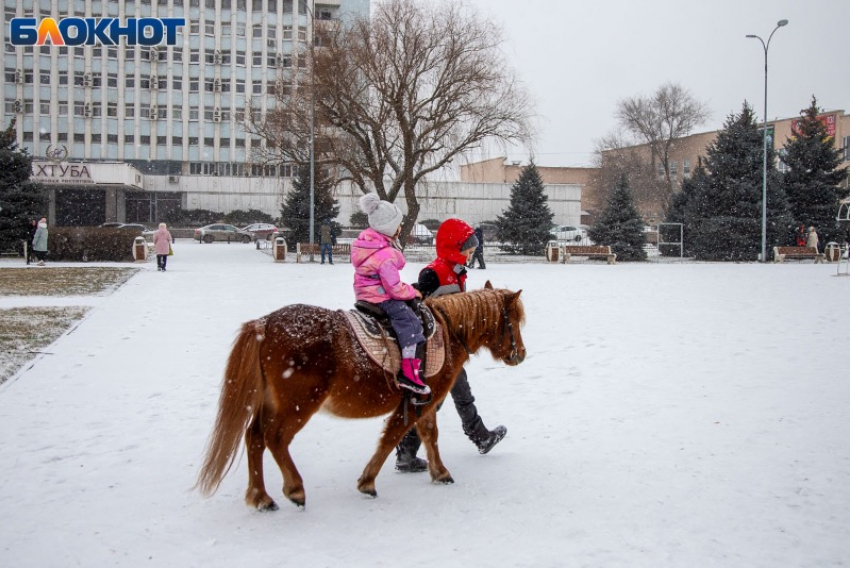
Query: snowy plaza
1 243 849 567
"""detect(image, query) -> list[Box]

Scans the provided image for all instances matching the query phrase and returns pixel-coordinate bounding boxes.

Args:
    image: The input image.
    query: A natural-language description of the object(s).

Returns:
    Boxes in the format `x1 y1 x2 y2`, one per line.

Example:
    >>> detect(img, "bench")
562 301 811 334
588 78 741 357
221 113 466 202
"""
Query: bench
296 242 351 263
773 246 824 263
561 245 616 265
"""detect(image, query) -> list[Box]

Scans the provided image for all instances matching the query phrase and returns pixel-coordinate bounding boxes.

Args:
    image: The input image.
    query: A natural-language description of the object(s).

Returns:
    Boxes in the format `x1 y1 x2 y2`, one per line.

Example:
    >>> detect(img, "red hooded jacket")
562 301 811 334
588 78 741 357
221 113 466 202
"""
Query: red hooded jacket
417 218 476 298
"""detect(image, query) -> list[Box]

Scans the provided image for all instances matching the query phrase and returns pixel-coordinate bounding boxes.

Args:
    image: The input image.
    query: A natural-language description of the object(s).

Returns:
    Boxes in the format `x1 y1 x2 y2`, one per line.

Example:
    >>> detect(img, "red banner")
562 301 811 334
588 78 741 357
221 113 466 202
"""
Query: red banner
791 113 837 139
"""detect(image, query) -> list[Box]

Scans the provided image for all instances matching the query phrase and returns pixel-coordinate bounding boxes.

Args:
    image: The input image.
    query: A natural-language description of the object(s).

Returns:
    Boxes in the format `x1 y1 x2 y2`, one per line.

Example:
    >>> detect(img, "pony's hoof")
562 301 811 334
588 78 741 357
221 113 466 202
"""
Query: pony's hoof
358 486 378 498
434 475 454 485
288 496 305 508
257 500 279 512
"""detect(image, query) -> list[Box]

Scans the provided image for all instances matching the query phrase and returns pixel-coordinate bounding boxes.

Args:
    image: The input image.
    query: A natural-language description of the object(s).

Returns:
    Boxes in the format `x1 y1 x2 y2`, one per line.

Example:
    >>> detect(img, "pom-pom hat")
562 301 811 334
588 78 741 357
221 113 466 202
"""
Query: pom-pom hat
360 193 403 237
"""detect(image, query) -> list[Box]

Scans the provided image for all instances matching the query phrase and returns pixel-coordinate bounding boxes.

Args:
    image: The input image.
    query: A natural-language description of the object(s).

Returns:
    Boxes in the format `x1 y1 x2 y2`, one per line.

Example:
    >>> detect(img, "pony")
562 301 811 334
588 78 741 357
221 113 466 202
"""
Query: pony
195 282 526 511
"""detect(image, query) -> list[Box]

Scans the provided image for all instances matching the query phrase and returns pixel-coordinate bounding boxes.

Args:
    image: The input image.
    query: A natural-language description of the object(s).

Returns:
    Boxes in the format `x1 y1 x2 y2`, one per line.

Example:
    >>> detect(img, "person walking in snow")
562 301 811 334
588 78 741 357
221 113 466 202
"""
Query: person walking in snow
320 219 336 265
466 225 486 269
351 193 429 395
395 218 507 472
806 226 819 252
32 218 49 266
153 222 173 272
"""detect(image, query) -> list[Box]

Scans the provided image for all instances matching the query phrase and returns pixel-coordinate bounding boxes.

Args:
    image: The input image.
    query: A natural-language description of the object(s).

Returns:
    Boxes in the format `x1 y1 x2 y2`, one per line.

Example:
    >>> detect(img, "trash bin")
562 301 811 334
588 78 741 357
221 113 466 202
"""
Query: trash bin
273 236 287 262
133 236 147 262
825 242 840 262
546 241 560 263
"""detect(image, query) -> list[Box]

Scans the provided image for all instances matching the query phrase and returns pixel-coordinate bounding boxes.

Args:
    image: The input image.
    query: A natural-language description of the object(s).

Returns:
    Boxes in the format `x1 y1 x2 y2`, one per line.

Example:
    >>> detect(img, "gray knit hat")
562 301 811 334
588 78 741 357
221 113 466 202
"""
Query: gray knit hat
360 193 403 237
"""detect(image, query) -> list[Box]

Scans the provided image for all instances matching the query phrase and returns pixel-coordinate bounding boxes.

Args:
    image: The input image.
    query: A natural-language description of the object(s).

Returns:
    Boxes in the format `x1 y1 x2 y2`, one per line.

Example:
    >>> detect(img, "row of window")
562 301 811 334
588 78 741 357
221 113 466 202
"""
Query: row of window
4 0 313 16
5 46 307 68
20 131 266 148
657 159 692 176
188 162 296 177
6 99 264 122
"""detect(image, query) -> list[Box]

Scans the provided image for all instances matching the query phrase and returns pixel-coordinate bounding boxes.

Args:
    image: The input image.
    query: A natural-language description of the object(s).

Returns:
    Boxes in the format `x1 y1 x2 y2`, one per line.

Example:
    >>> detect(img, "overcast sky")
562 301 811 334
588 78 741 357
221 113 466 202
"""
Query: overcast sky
460 0 849 167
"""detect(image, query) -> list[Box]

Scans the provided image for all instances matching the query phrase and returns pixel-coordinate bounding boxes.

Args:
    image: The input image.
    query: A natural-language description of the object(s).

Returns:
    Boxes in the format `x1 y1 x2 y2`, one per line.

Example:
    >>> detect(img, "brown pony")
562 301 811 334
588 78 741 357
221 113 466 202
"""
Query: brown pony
196 283 526 511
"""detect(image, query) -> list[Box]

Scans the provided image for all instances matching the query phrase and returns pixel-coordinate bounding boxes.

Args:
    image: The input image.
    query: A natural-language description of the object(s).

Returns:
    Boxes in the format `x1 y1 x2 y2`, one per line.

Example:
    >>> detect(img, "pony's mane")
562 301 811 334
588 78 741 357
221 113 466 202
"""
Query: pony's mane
428 288 524 346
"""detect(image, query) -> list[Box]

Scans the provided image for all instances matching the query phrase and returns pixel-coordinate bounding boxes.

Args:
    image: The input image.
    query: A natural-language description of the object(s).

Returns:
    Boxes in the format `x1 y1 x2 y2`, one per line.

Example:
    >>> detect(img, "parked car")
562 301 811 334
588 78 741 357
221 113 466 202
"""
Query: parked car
99 222 124 228
408 223 434 245
242 223 279 241
194 223 253 243
115 223 150 235
551 225 588 242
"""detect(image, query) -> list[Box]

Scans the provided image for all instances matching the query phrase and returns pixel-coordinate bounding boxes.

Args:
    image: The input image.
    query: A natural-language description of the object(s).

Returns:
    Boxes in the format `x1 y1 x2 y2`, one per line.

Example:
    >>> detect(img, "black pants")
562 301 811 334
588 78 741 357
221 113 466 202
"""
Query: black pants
157 254 168 270
34 250 47 262
398 368 487 454
469 250 486 269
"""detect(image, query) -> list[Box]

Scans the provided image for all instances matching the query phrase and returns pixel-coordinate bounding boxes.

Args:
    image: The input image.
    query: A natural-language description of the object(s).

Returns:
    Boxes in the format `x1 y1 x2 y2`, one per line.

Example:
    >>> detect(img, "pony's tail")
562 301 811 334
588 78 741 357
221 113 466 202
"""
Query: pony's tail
195 318 267 496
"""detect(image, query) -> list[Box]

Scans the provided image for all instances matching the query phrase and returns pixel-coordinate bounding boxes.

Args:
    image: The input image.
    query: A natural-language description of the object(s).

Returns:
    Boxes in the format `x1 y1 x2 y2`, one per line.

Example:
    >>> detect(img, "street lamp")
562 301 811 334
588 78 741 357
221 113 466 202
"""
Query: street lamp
747 19 788 262
308 0 316 262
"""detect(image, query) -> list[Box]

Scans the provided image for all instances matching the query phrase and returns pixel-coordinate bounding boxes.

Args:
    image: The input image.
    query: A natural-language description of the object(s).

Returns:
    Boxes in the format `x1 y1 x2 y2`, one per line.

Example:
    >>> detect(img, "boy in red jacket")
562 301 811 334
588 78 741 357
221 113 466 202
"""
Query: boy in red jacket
395 218 507 472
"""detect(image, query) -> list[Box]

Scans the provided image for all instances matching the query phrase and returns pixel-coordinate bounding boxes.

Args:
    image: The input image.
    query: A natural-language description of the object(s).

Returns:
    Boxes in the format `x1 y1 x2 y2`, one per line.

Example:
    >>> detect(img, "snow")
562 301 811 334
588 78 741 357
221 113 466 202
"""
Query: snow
1 243 849 567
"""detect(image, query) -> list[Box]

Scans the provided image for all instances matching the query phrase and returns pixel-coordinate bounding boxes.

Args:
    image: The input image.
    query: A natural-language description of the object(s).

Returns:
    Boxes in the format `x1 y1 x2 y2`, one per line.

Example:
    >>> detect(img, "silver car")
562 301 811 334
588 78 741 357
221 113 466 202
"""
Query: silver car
194 223 253 243
552 225 587 243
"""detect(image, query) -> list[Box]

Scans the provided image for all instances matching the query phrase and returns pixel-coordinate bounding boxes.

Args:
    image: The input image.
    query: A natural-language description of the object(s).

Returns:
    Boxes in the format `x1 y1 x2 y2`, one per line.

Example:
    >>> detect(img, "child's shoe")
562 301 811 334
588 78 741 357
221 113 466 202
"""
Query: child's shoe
397 358 429 395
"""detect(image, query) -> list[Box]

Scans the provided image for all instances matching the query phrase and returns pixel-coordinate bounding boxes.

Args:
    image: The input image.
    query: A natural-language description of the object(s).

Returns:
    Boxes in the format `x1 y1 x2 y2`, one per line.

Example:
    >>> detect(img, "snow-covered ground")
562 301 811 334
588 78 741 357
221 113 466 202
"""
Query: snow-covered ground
1 243 848 567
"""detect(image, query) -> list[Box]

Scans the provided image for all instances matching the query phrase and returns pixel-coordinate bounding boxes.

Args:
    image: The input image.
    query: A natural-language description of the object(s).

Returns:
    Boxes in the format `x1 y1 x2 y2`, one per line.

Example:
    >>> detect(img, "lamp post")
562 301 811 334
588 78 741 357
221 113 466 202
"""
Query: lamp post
307 0 316 262
747 19 788 262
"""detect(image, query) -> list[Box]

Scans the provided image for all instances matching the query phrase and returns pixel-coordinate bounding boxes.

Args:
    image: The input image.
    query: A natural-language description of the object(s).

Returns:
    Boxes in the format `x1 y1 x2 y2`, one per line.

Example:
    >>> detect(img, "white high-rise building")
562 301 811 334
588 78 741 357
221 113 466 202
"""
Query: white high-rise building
1 0 369 225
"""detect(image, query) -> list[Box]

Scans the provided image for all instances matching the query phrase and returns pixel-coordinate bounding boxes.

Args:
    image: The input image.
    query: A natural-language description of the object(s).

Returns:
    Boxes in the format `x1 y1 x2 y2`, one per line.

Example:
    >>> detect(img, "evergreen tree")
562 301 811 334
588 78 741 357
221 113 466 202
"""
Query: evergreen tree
588 175 647 261
666 158 711 257
280 163 340 245
666 103 792 261
780 97 849 246
496 162 554 255
0 119 46 253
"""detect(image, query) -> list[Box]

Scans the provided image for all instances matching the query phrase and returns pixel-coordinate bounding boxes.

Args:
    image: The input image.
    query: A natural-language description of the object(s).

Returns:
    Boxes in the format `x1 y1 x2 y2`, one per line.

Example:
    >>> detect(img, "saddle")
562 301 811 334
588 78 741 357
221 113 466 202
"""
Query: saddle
343 300 445 379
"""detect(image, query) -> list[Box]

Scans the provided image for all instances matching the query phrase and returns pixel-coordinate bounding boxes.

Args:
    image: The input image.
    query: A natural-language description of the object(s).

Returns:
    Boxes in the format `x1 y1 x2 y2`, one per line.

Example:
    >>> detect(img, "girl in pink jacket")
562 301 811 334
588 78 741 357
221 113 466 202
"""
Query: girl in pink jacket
352 193 428 395
153 223 172 272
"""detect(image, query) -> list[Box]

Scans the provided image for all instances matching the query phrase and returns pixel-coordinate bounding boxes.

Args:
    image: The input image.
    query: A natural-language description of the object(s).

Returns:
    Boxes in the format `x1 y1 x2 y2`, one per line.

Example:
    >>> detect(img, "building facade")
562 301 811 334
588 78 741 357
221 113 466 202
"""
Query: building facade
1 0 369 224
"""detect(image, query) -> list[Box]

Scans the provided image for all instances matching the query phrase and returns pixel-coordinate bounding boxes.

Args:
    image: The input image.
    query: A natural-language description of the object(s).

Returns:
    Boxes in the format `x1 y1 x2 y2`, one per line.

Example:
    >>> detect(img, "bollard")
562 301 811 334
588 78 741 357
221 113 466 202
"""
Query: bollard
133 236 148 262
825 242 840 262
545 241 560 263
273 237 287 262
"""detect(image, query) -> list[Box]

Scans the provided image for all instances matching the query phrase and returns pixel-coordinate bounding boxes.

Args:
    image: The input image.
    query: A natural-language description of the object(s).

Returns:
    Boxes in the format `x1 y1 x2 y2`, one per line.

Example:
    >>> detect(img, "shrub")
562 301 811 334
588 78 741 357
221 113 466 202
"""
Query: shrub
48 227 138 262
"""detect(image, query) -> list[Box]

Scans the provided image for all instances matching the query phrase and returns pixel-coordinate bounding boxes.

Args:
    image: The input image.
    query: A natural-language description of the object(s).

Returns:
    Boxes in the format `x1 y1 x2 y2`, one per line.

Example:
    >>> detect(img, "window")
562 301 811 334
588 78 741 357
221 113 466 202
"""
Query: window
125 48 135 60
204 137 214 146
252 52 263 66
91 105 102 117
236 23 246 37
844 136 850 162
40 71 51 84
252 82 262 94
140 135 150 145
204 79 215 92
189 108 199 120
267 26 276 40
157 135 167 145
267 81 276 96
126 77 135 88
267 55 276 67
74 103 86 116
220 137 230 147
140 48 151 61
74 133 85 142
158 50 168 61
140 77 150 89
74 73 85 86
683 159 691 176
279 55 291 68
205 50 216 64
252 24 263 37
220 50 231 64
253 0 262 10
173 48 183 62
108 134 118 143
189 80 199 92
107 102 118 117
125 134 136 143
58 104 68 116
108 48 117 59
235 138 245 147
205 0 215 7
92 74 102 87
282 25 292 40
235 80 245 93
172 108 182 119
205 23 215 36
190 22 200 34
267 0 276 11
669 161 678 175
236 51 246 65
58 133 68 142
40 131 51 141
298 26 307 41
40 102 51 114
173 78 183 90
107 73 118 87
189 137 199 146
91 133 101 143
172 136 183 145
190 49 200 63
222 23 231 37
203 108 214 120
125 103 135 118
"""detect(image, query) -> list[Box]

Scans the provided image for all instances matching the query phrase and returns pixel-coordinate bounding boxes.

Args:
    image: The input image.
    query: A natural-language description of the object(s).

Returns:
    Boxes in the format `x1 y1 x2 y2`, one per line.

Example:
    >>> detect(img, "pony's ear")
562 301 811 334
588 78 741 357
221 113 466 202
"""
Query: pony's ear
484 281 494 289
509 290 522 306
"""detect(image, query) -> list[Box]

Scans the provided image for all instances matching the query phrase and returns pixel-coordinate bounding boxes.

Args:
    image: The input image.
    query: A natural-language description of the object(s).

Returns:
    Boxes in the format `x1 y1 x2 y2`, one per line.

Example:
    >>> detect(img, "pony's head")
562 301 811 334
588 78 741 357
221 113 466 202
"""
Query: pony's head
430 281 526 366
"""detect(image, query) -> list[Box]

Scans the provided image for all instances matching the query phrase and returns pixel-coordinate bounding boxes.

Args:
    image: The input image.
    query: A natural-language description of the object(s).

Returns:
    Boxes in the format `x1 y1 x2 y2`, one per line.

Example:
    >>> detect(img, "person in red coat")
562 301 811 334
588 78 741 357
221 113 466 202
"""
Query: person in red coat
395 218 507 472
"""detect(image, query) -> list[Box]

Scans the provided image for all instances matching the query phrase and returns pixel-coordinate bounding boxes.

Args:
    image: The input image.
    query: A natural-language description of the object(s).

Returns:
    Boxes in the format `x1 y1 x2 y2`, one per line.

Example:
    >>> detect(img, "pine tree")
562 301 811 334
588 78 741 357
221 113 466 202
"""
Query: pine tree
0 119 46 253
780 97 849 246
496 162 554 255
280 164 340 245
666 158 711 257
588 175 647 261
667 103 791 261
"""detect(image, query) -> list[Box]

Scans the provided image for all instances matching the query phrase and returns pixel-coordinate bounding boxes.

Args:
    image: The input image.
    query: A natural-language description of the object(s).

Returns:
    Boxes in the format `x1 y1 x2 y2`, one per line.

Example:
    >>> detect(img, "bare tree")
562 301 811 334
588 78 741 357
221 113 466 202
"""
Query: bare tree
590 131 668 220
614 82 709 198
248 0 533 239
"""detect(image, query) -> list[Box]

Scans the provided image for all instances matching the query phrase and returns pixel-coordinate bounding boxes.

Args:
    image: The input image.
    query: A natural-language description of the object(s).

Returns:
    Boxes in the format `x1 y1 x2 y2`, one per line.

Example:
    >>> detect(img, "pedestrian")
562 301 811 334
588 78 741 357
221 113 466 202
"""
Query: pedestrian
27 219 38 264
351 193 429 395
320 219 335 265
806 226 819 252
395 218 506 473
795 224 807 247
153 222 173 272
32 217 48 266
467 225 486 269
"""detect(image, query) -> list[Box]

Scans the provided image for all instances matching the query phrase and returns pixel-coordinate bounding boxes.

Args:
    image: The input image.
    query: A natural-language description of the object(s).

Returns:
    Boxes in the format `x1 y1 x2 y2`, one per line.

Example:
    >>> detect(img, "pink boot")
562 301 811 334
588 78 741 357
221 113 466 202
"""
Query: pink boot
397 358 430 395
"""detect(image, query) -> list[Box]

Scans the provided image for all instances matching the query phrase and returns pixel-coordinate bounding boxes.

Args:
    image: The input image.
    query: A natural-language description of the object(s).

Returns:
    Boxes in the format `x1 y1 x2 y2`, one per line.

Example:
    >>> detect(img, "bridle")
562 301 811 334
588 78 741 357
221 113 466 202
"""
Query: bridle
434 301 521 364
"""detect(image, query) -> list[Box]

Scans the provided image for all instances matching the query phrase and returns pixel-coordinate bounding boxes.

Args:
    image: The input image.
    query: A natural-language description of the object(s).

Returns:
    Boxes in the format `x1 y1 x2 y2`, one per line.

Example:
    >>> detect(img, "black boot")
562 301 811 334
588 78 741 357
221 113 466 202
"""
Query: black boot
395 429 427 472
471 424 507 455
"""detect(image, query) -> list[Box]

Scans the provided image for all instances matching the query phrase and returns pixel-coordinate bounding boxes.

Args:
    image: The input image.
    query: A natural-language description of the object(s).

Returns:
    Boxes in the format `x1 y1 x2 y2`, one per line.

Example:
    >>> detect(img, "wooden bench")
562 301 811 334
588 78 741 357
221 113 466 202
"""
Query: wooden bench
296 242 351 263
561 245 617 265
773 246 824 263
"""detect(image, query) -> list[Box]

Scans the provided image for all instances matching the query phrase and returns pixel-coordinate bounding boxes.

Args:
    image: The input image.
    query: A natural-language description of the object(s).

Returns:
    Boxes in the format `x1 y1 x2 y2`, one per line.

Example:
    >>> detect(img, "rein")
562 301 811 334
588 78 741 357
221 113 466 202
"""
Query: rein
433 298 520 364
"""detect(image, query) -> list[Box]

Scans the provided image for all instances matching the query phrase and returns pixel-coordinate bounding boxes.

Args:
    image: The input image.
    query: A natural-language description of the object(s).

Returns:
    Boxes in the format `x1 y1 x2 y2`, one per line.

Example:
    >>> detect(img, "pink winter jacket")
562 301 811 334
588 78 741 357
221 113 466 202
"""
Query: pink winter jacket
153 228 172 255
351 228 417 304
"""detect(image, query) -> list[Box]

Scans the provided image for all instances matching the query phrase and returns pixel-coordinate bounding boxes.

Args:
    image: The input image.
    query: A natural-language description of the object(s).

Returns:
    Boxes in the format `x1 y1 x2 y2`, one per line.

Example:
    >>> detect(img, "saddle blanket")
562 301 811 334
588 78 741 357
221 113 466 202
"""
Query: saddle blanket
342 310 445 378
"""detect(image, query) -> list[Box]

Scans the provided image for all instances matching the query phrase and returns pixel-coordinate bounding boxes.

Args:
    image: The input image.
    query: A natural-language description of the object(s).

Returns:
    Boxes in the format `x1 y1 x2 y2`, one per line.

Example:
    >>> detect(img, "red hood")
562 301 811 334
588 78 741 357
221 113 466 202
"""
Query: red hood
435 218 475 266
